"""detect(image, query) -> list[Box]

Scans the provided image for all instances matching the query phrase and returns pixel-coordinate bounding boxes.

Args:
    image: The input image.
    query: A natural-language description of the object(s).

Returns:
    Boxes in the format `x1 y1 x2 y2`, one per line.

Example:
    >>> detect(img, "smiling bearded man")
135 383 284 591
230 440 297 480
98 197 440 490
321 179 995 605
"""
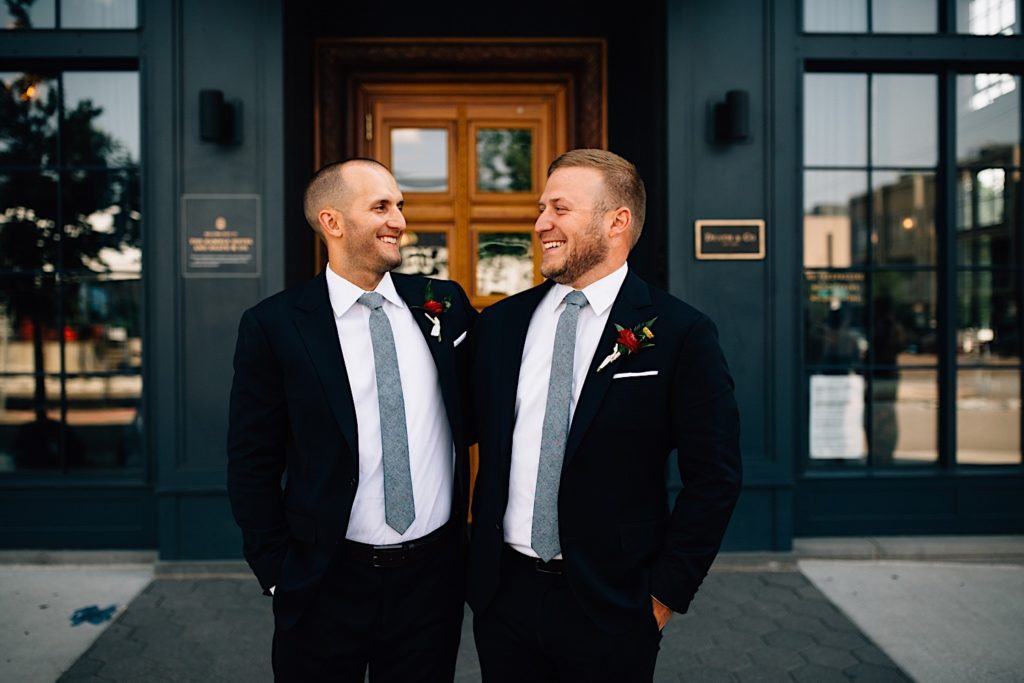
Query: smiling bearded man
468 148 743 683
227 158 478 682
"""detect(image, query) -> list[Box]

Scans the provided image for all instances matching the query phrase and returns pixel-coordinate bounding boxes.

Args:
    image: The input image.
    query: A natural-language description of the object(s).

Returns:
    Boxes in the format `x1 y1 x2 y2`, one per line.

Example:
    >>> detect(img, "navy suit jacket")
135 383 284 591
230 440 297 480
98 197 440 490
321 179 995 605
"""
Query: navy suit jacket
226 271 477 629
467 270 742 632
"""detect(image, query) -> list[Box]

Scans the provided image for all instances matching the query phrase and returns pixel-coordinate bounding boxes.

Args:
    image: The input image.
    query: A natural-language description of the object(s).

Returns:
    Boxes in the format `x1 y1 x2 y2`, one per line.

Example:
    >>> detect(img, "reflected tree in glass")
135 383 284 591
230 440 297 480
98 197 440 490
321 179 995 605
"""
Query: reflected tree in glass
0 72 140 468
477 129 532 193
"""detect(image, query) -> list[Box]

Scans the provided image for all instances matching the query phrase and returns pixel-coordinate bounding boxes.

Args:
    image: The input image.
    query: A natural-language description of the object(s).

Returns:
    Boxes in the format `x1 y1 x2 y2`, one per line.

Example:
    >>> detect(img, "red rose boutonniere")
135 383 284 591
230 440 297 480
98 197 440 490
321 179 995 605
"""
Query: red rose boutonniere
417 281 452 341
596 317 657 372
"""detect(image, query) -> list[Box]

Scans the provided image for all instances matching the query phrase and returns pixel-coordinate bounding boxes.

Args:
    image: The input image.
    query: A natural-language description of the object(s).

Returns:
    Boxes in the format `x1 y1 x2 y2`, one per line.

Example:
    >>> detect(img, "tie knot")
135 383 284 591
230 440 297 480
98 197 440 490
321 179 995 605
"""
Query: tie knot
357 291 385 311
563 290 588 309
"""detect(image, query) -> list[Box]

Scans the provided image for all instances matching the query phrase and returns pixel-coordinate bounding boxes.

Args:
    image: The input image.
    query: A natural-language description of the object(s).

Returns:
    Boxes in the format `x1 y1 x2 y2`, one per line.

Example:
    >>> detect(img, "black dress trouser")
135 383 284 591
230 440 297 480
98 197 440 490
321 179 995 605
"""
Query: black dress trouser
473 546 662 683
272 528 464 683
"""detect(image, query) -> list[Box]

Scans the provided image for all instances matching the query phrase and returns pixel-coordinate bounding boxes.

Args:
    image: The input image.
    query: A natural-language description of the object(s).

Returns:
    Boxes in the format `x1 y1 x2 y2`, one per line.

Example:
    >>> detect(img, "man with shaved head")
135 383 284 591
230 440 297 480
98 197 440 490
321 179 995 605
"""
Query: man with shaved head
228 158 477 682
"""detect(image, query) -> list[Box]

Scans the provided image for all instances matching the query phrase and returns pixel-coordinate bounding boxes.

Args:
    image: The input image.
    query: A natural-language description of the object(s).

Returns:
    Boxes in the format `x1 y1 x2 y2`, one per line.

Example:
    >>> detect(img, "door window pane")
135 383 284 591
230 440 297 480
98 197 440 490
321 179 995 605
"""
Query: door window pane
870 370 938 466
804 0 867 32
805 271 868 367
391 128 448 193
476 231 533 296
1 0 55 29
60 0 137 29
804 74 868 166
477 128 532 192
0 73 59 167
871 271 939 364
872 0 937 33
957 0 1019 34
804 171 870 268
396 230 449 278
957 368 1022 464
873 75 938 167
872 171 936 266
63 72 140 166
958 270 1021 363
957 74 1020 165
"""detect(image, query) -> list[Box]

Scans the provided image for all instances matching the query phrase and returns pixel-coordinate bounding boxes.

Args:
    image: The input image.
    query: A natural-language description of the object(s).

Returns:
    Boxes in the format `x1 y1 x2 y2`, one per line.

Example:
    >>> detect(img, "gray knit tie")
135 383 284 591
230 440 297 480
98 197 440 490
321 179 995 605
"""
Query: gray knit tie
358 292 415 534
531 289 589 561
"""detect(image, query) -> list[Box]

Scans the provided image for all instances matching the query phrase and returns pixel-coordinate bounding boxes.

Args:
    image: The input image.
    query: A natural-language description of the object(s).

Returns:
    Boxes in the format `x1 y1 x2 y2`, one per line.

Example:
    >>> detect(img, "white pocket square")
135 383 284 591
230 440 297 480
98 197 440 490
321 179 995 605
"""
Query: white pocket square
453 331 468 348
612 370 659 379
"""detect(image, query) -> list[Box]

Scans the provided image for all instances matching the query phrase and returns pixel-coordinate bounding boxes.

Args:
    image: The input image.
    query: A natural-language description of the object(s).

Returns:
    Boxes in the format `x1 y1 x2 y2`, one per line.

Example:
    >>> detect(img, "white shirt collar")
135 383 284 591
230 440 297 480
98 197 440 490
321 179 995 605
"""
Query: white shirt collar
548 261 629 317
325 266 406 318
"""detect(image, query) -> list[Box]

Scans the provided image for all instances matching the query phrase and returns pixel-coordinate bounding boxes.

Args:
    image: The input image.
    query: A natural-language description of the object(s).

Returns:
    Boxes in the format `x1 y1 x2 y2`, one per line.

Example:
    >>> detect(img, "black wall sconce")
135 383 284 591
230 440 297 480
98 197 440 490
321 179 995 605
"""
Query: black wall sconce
713 90 750 144
199 89 242 145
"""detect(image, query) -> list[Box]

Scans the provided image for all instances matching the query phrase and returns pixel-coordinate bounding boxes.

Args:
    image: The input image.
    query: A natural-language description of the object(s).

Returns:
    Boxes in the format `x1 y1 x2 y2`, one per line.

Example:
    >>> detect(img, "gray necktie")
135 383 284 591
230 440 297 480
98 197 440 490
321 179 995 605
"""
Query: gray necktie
357 292 415 534
532 289 589 561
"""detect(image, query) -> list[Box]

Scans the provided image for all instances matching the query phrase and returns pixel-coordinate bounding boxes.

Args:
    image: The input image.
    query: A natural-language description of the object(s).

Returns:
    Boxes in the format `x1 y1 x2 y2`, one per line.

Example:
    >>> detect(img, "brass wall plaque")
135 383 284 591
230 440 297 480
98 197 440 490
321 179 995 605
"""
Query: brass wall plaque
182 194 261 277
694 219 765 260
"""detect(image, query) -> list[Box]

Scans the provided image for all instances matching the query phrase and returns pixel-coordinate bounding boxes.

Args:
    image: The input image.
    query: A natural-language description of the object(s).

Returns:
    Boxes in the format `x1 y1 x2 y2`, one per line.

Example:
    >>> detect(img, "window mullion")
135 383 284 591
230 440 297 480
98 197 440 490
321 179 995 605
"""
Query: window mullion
939 68 958 469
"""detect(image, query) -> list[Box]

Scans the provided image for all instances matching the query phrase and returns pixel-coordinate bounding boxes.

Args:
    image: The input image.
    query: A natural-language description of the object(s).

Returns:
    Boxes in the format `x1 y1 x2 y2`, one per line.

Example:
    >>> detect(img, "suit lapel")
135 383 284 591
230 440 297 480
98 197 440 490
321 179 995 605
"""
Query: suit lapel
563 271 653 468
292 272 359 456
391 274 459 438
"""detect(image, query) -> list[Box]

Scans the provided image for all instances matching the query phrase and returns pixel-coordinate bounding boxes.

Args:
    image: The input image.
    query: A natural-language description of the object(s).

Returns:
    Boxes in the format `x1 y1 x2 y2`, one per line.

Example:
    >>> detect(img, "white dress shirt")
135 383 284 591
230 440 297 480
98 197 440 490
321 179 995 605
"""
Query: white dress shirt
504 262 629 558
325 267 453 545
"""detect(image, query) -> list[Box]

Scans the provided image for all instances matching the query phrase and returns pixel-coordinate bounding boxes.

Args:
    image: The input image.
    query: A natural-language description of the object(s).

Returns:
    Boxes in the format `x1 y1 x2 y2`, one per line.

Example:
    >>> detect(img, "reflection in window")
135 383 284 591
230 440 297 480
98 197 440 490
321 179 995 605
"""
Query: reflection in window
804 271 867 366
804 0 938 33
391 128 448 192
396 230 449 279
476 232 533 296
2 0 138 29
958 0 1019 34
804 74 867 166
803 171 869 268
872 75 938 167
0 73 59 166
2 0 56 29
957 369 1021 464
60 0 137 29
871 172 936 267
870 370 939 466
957 75 1020 164
0 68 141 474
477 129 532 192
958 270 1021 362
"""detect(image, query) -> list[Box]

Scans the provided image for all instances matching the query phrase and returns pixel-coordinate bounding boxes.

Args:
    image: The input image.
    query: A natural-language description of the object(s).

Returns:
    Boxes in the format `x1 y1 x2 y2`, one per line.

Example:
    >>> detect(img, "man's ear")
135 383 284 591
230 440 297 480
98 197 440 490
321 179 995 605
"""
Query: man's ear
608 206 632 239
318 208 343 238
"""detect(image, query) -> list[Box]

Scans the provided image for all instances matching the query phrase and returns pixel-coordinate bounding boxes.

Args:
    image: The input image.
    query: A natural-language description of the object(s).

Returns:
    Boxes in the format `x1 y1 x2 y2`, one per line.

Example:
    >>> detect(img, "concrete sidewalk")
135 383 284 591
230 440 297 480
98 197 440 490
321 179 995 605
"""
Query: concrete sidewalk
1 537 1021 682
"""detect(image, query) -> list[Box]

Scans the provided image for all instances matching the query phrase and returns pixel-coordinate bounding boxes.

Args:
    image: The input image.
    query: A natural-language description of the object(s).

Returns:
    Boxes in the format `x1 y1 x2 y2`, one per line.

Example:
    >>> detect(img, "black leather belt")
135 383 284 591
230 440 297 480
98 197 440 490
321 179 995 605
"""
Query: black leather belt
504 544 565 575
341 522 452 568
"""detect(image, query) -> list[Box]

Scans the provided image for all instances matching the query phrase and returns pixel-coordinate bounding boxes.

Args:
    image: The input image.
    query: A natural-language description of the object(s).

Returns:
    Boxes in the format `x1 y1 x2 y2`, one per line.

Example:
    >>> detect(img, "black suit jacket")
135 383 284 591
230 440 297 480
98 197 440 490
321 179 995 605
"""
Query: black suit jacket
467 270 742 633
227 271 477 629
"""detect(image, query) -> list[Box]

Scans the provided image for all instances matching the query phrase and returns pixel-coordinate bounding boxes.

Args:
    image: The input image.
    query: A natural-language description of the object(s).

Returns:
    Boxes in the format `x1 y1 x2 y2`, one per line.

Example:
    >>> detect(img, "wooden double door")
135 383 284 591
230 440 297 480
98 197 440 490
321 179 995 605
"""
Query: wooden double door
354 82 568 308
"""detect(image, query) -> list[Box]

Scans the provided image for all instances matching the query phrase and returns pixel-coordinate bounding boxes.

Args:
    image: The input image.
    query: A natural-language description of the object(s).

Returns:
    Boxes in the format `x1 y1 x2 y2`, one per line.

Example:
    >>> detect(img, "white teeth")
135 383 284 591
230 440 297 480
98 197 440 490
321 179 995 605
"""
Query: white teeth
378 236 398 245
543 241 565 251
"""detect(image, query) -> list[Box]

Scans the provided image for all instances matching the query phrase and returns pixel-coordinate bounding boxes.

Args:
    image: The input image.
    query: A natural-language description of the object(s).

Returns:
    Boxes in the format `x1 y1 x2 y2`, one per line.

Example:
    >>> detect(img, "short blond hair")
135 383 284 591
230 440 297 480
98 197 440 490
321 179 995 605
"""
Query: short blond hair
302 158 389 237
548 149 646 247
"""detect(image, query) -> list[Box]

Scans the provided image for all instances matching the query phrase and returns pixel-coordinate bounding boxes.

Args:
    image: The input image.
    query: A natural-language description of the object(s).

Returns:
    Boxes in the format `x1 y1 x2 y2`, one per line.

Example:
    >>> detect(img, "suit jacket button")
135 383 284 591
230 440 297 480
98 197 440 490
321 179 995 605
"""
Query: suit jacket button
494 523 501 531
349 477 357 487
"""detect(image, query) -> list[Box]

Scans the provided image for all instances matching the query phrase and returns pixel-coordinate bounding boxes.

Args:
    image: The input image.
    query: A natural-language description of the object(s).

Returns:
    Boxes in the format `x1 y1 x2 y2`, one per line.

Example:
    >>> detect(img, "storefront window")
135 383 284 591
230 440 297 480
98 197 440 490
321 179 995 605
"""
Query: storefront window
0 69 141 474
803 69 1022 468
3 0 136 30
